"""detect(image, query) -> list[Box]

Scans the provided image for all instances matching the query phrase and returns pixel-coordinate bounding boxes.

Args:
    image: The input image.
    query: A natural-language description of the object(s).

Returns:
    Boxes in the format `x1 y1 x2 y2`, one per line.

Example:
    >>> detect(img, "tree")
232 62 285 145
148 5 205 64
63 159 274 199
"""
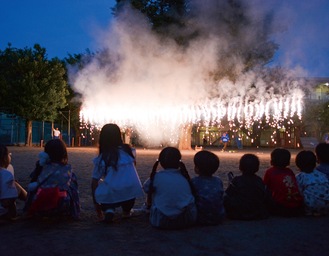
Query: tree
0 44 68 146
114 0 189 43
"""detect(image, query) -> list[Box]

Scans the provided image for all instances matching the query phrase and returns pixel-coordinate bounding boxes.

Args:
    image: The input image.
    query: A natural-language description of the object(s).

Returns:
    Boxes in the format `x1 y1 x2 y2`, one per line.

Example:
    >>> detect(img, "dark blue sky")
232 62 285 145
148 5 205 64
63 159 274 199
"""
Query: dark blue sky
1 0 328 77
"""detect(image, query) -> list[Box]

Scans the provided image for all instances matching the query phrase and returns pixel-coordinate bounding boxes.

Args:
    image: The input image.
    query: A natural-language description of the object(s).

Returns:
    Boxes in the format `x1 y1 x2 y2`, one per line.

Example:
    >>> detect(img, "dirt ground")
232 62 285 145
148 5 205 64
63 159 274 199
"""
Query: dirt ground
1 146 329 256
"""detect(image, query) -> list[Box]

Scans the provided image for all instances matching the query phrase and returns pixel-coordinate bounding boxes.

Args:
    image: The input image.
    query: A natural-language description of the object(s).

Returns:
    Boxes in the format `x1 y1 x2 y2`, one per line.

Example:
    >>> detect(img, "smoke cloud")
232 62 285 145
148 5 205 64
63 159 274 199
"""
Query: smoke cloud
70 0 304 146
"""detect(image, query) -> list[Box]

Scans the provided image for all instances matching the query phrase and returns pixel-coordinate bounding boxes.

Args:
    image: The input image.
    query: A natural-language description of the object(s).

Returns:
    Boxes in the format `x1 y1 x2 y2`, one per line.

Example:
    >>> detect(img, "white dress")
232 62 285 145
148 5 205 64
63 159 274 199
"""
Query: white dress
92 149 144 204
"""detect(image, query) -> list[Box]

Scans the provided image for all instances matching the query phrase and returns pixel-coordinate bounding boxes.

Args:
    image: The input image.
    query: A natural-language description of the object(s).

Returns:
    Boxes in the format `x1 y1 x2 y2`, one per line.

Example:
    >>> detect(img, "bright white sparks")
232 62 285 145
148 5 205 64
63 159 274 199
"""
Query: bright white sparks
79 89 303 145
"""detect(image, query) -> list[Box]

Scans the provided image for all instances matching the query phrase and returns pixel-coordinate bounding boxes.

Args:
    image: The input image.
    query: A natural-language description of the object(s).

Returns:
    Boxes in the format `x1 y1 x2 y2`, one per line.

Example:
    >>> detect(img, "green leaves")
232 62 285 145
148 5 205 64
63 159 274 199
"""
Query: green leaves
0 44 69 122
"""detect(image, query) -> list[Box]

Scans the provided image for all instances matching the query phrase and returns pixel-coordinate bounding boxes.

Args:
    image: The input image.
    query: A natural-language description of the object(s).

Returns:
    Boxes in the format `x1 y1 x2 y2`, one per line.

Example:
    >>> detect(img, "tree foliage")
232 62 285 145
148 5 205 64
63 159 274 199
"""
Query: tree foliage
0 44 68 145
115 0 187 29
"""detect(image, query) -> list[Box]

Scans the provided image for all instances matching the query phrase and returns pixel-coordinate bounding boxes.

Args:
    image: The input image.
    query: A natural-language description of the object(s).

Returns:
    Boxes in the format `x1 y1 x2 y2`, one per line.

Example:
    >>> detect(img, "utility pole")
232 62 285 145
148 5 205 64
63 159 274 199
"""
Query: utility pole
59 110 71 147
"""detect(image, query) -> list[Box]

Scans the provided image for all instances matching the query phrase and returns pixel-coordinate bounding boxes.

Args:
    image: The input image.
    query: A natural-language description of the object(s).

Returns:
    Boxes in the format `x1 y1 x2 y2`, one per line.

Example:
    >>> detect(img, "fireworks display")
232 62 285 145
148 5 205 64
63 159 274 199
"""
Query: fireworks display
71 1 305 146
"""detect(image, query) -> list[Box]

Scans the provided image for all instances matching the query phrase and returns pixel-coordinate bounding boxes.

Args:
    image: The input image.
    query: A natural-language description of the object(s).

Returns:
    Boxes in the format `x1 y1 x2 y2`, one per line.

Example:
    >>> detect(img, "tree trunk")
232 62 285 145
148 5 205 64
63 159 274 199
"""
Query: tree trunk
178 124 192 150
25 120 33 147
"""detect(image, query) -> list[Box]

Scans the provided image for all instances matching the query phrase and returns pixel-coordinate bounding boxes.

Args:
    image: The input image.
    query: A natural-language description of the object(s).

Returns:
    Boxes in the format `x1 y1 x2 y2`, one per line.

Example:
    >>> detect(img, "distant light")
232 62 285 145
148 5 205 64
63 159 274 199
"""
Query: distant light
325 83 329 86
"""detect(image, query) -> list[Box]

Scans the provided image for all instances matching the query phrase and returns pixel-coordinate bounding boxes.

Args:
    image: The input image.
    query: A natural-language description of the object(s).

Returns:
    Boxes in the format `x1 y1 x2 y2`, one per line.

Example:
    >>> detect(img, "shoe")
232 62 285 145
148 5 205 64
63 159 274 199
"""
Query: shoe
103 210 114 223
140 203 150 214
122 209 144 219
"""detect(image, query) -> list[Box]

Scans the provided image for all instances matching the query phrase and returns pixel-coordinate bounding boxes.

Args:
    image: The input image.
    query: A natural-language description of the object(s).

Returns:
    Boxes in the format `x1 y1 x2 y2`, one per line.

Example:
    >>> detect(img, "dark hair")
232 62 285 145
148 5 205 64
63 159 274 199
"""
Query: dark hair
0 144 10 168
270 148 291 168
315 143 329 164
146 147 193 208
44 139 68 164
193 150 219 176
98 123 134 171
158 146 182 169
295 150 316 173
239 154 260 175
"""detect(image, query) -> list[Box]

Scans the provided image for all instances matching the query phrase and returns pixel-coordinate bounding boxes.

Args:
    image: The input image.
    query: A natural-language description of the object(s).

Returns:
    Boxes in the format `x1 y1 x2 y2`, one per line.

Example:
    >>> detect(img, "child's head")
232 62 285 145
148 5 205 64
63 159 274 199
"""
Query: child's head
44 139 68 164
239 154 260 175
0 144 11 168
147 147 192 208
99 123 123 153
315 142 329 164
193 150 220 176
270 148 291 168
295 150 316 173
158 147 181 169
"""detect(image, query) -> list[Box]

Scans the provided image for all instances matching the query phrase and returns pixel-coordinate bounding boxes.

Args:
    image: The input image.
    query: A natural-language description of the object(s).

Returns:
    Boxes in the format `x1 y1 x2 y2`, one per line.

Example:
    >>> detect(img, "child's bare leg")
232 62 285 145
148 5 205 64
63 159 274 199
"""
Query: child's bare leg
15 181 27 201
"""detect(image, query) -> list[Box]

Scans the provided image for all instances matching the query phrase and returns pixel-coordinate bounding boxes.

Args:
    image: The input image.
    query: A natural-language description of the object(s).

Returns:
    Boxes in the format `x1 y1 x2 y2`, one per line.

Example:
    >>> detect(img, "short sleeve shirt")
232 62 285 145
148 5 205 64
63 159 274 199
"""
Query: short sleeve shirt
0 169 18 216
191 176 225 224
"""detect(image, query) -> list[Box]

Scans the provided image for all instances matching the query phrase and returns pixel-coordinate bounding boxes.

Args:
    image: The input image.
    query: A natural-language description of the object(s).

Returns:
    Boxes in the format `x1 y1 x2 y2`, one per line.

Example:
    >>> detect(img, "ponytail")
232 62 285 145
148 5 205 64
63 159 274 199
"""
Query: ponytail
179 161 196 196
178 161 190 181
146 160 159 209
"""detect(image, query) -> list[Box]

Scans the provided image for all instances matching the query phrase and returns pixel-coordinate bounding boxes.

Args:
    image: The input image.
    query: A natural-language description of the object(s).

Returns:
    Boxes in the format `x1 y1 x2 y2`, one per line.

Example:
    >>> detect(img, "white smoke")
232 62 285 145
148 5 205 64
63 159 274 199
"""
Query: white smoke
70 0 305 146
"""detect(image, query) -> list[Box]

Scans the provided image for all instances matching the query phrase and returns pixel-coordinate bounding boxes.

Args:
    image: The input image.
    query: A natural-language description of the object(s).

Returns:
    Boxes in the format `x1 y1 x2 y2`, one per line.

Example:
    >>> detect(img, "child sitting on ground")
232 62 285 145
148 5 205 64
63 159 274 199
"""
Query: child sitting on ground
0 144 27 220
315 142 329 180
295 150 329 216
224 154 271 220
25 139 80 219
191 150 225 225
263 148 303 217
143 147 197 229
91 123 144 223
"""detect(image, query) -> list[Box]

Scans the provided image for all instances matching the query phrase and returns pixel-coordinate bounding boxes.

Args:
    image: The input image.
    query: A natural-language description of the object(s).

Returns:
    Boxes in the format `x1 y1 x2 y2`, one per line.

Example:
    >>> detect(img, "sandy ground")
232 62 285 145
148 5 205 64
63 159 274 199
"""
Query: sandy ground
1 146 329 256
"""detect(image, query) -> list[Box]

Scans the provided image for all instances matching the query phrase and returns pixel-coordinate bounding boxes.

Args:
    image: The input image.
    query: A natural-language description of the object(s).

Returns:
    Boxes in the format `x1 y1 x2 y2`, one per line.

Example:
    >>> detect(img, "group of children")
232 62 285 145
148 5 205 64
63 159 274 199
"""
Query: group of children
143 145 329 229
1 123 329 230
0 139 80 221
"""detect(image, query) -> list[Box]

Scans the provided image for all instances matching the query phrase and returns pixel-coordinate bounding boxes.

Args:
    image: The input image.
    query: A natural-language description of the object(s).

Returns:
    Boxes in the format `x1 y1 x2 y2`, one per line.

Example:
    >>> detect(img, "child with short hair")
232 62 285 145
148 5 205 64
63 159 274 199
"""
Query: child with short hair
295 150 329 216
315 142 329 180
143 147 197 229
191 150 225 225
263 148 303 217
26 139 80 219
224 154 270 220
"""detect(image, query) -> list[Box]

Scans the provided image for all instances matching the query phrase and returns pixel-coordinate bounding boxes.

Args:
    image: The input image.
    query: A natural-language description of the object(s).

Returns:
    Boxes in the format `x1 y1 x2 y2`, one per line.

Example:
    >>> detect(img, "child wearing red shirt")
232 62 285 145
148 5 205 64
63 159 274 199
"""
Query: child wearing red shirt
263 148 303 217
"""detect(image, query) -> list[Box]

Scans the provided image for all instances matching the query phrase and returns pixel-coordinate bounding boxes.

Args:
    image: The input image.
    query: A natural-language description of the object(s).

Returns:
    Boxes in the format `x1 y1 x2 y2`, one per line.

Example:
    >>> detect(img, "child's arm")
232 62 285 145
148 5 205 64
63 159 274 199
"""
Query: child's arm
91 178 103 220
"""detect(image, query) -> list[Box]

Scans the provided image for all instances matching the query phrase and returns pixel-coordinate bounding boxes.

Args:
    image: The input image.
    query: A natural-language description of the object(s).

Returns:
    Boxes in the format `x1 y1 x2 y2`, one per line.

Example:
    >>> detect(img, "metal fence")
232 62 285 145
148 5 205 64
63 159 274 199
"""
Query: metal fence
0 112 53 145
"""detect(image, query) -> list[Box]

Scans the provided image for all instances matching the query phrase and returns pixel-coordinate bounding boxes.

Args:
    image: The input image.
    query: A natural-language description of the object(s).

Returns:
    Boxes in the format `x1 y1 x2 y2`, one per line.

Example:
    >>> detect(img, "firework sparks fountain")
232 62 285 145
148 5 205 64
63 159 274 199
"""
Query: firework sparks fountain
71 2 305 147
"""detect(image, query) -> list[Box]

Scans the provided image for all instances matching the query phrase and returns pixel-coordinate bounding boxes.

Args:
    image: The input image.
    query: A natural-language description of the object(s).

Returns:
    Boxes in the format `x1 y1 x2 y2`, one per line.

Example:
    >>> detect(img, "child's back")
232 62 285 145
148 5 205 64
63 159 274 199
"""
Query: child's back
149 169 195 217
295 150 329 216
191 150 225 225
0 144 26 220
224 154 270 220
192 176 224 224
315 143 329 180
143 147 196 229
0 168 18 219
263 148 303 216
26 139 80 219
